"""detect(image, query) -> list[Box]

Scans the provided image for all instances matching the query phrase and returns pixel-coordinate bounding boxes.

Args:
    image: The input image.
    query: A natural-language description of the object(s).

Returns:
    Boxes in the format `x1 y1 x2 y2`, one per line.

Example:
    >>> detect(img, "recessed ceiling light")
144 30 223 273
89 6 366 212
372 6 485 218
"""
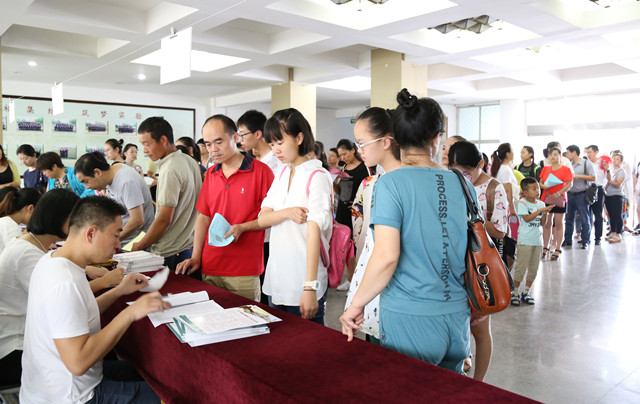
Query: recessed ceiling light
317 76 371 92
137 73 147 81
27 61 37 67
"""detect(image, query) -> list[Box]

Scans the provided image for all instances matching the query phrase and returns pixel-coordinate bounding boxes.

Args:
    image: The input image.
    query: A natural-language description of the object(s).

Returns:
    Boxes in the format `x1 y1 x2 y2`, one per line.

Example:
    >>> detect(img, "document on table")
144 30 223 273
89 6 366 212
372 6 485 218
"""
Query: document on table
128 290 210 307
178 305 282 335
148 300 223 327
122 232 146 252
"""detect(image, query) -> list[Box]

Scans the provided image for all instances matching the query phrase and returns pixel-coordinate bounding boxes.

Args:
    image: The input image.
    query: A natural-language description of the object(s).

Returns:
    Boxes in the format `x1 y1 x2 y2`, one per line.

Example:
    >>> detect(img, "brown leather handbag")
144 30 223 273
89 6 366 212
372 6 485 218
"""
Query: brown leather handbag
451 169 514 314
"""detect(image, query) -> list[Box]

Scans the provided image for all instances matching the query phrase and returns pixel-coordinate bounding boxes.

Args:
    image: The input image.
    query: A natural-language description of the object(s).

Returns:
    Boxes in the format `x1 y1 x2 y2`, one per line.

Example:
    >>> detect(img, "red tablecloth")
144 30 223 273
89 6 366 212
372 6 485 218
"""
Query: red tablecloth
103 273 537 404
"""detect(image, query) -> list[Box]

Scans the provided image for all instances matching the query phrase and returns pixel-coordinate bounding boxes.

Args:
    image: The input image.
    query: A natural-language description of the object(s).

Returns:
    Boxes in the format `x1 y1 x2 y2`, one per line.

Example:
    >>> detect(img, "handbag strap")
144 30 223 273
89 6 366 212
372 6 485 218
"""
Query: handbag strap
450 168 482 224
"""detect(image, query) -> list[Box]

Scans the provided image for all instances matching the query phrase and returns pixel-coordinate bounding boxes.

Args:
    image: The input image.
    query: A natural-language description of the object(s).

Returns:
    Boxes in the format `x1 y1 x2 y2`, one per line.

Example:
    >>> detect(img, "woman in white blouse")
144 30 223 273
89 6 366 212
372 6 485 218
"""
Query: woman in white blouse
0 187 41 253
258 108 333 324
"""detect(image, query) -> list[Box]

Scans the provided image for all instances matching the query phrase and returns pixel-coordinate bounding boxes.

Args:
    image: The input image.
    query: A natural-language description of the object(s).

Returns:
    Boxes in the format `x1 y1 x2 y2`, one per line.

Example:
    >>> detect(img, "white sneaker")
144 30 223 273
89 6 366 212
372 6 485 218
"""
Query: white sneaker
336 280 350 291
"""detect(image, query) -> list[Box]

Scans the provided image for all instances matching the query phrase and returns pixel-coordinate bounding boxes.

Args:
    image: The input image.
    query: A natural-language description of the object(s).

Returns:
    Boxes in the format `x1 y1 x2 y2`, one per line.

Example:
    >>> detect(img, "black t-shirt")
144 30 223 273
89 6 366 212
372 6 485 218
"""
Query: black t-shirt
515 162 540 180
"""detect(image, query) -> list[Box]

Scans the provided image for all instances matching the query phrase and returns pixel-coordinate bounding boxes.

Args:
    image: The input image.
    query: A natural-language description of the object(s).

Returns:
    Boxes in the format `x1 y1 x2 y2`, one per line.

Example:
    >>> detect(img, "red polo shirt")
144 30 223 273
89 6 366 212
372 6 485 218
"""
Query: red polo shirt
196 152 274 276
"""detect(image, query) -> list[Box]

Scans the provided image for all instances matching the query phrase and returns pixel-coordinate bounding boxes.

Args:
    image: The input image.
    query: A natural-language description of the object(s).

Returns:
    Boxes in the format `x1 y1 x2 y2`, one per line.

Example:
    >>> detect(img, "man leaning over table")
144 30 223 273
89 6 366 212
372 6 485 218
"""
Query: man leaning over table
132 117 203 276
74 151 155 246
20 196 171 404
176 114 274 301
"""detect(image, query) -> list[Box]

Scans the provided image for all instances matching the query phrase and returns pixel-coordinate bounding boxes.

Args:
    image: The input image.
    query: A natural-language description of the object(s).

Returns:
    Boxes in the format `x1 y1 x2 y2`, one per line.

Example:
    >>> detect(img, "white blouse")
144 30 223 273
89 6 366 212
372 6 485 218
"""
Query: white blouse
261 159 333 306
0 238 44 359
0 216 22 254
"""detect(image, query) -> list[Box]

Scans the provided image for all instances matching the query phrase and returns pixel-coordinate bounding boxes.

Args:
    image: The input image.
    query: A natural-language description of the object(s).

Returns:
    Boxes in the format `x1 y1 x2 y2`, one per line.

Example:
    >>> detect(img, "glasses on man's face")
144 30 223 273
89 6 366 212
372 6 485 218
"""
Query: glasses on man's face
354 136 393 150
237 130 255 139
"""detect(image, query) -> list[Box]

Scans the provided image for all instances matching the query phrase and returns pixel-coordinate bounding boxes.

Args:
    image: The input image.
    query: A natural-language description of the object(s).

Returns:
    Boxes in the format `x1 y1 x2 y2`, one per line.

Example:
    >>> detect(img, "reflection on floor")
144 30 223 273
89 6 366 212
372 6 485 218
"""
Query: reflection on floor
324 235 640 404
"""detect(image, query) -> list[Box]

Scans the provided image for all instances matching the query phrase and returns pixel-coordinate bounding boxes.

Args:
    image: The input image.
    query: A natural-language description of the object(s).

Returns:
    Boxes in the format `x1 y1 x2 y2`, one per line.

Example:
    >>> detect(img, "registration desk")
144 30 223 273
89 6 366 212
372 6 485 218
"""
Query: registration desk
103 273 537 403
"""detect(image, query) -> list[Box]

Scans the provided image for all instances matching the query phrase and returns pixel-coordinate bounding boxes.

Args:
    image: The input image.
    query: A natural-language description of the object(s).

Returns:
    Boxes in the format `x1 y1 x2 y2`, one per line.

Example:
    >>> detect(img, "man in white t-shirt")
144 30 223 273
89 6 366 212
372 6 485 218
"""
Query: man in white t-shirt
74 152 155 245
20 196 170 404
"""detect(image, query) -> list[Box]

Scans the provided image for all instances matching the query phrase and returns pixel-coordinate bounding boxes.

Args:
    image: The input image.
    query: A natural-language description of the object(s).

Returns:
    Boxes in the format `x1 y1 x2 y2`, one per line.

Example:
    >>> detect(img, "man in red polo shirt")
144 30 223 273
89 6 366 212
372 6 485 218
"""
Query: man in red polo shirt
176 114 274 301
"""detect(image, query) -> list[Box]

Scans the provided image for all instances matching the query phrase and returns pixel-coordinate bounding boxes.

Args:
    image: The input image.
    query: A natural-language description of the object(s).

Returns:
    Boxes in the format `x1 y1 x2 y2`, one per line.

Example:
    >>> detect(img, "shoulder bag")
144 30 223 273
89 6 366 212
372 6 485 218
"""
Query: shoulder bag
452 169 514 314
584 161 598 205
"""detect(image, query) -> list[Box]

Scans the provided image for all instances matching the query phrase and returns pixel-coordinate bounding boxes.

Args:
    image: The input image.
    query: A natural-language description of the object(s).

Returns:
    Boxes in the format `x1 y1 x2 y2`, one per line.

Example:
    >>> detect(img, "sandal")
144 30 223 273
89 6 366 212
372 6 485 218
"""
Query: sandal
550 249 561 261
541 247 549 259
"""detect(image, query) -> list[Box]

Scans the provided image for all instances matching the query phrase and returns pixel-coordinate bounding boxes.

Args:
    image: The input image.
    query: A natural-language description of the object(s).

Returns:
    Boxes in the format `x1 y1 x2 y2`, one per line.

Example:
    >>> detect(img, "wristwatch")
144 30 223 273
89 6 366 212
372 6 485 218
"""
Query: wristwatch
303 280 320 291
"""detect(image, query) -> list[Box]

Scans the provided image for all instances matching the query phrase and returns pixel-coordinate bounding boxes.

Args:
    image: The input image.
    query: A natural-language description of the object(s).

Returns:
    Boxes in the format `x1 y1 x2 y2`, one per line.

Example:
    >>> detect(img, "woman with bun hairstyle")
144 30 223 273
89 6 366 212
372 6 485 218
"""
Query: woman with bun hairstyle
258 108 333 324
344 107 400 344
340 89 476 374
104 138 125 165
0 187 41 253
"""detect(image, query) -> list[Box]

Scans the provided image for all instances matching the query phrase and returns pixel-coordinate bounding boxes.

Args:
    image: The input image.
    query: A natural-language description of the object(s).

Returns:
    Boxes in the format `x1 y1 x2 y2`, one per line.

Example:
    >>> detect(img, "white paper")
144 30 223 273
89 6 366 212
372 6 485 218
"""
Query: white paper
184 306 279 335
160 27 192 84
139 267 170 292
127 290 209 307
51 83 64 115
148 300 223 327
9 100 15 123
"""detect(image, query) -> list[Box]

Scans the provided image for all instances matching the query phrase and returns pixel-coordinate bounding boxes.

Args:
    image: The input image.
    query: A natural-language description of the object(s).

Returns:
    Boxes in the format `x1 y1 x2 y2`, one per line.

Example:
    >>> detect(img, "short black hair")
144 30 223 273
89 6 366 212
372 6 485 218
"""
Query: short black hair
448 141 482 168
521 177 539 193
393 88 444 150
138 117 174 144
196 138 205 145
237 110 267 134
0 187 41 217
27 189 80 238
69 196 127 233
203 114 237 136
16 144 39 157
74 152 111 177
36 152 64 171
566 145 580 156
264 108 315 156
357 107 399 160
586 145 599 152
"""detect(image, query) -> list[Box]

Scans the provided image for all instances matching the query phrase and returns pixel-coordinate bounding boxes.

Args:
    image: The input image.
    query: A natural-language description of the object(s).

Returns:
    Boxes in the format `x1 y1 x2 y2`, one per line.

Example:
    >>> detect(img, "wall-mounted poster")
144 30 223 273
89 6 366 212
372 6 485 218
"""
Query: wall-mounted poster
1 95 194 174
17 117 44 131
52 119 77 133
116 121 137 134
85 145 105 155
86 120 108 134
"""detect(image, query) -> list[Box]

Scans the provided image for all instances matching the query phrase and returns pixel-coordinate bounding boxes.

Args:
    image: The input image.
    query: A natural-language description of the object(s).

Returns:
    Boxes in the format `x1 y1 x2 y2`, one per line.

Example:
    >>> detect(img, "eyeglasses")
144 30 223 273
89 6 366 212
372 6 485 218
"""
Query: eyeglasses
354 136 393 150
237 130 255 139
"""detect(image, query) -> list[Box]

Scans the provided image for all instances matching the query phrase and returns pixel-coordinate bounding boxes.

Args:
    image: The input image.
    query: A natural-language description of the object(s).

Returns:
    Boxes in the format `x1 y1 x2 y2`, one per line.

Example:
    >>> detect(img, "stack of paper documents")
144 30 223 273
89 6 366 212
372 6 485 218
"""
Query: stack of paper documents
113 251 165 273
168 305 282 347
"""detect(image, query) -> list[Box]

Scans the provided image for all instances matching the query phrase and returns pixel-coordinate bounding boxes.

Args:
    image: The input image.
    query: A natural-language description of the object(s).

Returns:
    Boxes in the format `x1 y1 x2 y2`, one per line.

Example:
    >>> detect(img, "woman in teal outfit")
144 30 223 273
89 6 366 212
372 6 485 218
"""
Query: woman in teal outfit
340 89 476 374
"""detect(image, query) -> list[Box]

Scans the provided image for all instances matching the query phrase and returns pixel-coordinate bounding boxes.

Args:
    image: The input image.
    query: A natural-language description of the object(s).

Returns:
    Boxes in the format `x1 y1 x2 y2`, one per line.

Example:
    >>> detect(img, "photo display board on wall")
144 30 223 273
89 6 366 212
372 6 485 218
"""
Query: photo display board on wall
1 96 195 174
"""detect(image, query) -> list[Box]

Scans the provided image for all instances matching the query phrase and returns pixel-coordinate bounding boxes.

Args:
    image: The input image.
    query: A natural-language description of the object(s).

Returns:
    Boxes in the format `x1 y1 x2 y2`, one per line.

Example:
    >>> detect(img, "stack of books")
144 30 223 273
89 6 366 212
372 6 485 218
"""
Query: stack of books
113 251 165 273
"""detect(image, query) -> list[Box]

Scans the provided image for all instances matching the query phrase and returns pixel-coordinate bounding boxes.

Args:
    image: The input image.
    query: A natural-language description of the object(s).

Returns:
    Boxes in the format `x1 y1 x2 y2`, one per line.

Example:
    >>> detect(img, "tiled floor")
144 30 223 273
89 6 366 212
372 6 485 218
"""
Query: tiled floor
323 234 640 404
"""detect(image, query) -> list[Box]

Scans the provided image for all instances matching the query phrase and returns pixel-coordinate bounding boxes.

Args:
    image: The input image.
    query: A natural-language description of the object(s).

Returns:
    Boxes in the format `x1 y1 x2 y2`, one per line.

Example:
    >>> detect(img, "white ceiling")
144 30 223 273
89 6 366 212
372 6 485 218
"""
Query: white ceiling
2 0 640 110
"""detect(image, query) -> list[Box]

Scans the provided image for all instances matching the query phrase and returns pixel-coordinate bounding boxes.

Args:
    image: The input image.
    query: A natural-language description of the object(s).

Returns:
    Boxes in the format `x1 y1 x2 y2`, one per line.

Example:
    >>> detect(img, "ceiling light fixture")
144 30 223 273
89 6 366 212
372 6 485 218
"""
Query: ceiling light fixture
330 0 388 4
430 15 498 35
137 73 147 80
27 61 37 67
330 0 388 11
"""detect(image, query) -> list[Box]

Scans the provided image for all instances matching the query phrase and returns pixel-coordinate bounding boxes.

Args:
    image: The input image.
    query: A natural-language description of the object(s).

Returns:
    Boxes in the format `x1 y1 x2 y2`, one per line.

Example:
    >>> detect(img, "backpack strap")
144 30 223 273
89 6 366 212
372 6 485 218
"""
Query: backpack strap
485 178 500 221
278 165 287 181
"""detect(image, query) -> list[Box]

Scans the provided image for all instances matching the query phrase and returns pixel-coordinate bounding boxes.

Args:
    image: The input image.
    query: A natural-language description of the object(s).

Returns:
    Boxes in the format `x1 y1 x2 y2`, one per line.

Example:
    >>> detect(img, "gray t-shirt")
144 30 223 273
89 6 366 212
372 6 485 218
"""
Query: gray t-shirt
570 158 596 193
605 168 626 197
106 164 155 245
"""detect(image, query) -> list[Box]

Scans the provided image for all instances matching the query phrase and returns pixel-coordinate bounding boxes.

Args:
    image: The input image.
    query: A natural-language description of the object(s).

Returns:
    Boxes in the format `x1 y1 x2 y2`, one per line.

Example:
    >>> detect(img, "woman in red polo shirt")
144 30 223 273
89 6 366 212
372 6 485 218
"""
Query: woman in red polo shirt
539 147 573 261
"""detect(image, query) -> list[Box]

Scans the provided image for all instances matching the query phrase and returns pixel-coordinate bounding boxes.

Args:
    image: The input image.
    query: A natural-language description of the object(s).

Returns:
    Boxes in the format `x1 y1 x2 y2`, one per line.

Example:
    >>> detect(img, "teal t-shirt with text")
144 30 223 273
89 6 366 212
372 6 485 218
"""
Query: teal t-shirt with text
517 198 547 246
370 167 476 316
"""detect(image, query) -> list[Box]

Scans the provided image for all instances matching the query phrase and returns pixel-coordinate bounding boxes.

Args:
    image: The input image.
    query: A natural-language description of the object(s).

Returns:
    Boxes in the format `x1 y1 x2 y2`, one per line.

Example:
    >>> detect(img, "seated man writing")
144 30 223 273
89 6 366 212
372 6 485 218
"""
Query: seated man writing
20 196 171 403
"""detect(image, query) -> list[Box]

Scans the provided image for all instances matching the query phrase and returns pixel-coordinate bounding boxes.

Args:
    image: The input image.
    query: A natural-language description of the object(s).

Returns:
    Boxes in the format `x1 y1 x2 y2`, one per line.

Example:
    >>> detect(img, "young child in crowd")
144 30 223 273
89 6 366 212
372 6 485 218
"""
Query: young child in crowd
512 177 553 305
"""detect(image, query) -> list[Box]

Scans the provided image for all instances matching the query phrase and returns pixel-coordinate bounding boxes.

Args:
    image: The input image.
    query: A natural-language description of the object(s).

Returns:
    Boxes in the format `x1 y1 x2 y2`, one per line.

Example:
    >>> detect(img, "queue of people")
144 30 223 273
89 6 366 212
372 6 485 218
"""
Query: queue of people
1 89 638 402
